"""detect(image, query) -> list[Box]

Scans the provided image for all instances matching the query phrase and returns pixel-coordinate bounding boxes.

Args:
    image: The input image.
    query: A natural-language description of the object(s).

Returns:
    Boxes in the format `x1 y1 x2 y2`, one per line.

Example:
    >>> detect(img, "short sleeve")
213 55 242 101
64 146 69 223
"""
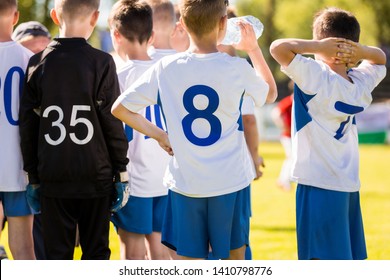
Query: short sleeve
281 54 327 95
238 58 269 107
118 63 160 113
241 96 255 115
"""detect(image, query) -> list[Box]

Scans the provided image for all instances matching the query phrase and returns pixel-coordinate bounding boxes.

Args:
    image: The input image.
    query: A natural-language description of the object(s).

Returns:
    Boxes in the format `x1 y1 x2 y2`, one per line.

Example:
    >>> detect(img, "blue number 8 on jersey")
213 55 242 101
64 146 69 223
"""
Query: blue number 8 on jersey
182 85 222 146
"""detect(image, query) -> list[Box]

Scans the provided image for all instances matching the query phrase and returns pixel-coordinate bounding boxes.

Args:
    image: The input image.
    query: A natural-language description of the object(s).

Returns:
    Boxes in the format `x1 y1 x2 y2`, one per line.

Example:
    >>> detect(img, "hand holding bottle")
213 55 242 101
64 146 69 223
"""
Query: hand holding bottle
221 15 264 45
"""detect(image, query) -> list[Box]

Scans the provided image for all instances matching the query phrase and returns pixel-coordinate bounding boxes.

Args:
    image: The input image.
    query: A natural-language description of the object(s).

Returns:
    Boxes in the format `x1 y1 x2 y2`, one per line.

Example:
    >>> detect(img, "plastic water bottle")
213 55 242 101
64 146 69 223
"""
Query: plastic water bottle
221 15 264 45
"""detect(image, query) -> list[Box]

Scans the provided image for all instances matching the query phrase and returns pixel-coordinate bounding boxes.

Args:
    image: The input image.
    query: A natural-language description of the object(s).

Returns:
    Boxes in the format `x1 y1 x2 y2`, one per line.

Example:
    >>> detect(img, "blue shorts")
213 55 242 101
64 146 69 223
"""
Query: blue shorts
296 184 367 260
0 191 33 217
111 195 167 234
162 187 250 259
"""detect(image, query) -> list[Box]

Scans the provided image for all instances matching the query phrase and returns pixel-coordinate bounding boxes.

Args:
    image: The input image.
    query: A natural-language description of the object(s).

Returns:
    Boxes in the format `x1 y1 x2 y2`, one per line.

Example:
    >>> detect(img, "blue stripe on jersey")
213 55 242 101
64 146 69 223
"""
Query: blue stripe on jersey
125 125 133 142
144 105 165 140
157 91 168 133
352 116 356 125
293 84 315 133
237 92 245 131
334 101 364 114
335 116 351 140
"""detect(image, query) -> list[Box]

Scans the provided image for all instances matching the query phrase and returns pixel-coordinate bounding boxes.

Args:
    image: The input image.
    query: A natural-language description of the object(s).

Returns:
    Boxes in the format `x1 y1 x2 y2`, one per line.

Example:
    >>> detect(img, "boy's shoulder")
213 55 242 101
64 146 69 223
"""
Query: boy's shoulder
45 39 116 68
0 41 33 68
118 59 155 74
0 41 33 56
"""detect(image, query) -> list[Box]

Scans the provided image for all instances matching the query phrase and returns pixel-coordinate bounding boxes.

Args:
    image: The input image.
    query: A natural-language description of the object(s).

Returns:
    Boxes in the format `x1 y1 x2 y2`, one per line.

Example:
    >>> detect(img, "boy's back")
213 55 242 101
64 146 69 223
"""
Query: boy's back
117 59 171 197
113 0 277 260
119 51 269 196
270 6 386 260
0 41 32 191
285 57 386 191
19 0 129 260
20 38 128 198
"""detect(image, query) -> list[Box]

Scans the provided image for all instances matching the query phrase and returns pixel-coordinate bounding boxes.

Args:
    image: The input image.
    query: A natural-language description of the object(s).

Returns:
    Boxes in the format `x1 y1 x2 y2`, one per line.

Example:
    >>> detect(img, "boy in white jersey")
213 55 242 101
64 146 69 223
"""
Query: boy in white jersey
109 0 172 260
0 0 35 260
270 7 387 259
112 0 277 259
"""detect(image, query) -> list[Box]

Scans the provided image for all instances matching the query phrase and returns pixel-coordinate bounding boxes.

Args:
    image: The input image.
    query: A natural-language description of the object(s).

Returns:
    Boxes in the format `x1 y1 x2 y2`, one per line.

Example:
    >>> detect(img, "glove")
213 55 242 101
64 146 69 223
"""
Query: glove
111 172 130 212
26 184 41 213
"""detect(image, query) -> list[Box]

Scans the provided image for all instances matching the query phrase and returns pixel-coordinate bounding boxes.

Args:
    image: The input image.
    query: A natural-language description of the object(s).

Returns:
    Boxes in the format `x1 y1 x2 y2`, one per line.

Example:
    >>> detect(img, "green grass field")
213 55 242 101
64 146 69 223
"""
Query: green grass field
1 142 389 260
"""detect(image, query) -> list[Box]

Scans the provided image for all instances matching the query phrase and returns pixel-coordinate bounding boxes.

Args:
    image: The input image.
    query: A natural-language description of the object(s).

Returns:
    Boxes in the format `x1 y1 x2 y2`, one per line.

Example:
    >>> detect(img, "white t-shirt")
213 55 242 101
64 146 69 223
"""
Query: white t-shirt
118 51 269 197
148 47 177 61
117 59 170 197
282 54 386 192
0 41 33 192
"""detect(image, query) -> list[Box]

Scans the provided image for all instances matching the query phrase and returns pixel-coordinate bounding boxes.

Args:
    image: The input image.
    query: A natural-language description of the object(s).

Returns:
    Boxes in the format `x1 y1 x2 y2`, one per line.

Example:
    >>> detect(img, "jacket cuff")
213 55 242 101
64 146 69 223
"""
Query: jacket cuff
27 173 40 184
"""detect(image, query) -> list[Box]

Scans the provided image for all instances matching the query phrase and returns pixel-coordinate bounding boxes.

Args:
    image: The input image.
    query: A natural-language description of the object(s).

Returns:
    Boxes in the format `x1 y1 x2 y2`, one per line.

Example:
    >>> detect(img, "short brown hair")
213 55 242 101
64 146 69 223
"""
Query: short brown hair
146 0 175 29
54 0 100 20
313 7 360 42
109 0 153 44
0 0 17 14
180 0 229 39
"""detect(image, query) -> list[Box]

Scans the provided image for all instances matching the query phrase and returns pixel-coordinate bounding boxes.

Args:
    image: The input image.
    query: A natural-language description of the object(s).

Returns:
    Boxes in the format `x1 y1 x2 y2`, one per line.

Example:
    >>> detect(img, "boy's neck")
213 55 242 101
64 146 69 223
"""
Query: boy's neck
0 34 12 42
328 63 353 82
187 34 219 54
0 26 13 42
58 21 93 40
122 42 151 61
152 35 172 50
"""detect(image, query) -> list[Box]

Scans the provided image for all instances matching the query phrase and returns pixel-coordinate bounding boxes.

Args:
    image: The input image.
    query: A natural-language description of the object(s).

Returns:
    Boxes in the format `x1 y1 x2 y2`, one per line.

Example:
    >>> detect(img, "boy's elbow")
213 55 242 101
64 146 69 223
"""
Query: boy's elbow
269 40 283 61
270 40 294 67
266 87 278 103
378 49 387 65
111 101 122 120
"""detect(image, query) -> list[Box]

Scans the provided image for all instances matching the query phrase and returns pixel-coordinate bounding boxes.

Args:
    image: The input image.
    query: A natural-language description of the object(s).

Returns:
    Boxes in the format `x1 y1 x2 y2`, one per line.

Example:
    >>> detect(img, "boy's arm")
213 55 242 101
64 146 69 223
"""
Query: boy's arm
112 103 173 156
243 114 264 180
234 22 277 103
270 38 352 67
98 58 129 174
247 47 277 103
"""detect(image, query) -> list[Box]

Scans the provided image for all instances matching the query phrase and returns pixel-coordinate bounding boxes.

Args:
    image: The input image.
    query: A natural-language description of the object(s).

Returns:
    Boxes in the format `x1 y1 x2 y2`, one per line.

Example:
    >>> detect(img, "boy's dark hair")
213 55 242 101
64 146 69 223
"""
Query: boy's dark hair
0 0 17 14
313 7 360 42
109 0 153 44
181 0 229 39
55 0 99 19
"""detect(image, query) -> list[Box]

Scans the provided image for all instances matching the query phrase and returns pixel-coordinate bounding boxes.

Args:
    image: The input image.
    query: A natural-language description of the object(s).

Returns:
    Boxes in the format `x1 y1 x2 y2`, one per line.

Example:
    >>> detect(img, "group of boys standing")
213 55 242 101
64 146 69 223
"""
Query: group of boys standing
0 0 386 261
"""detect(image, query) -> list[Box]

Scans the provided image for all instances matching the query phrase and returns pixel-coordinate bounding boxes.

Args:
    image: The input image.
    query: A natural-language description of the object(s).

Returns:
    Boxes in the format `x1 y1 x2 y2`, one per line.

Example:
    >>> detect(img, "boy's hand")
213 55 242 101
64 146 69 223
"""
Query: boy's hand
317 37 353 65
26 184 41 213
157 132 173 156
253 155 265 180
111 172 130 212
341 39 368 67
233 21 259 53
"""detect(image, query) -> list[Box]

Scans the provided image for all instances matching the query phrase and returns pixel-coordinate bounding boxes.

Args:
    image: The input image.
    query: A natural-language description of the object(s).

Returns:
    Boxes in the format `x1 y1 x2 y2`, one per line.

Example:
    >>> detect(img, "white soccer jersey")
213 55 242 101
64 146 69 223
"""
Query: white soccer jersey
0 42 32 191
118 51 269 197
148 47 177 61
282 54 386 192
118 59 170 197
